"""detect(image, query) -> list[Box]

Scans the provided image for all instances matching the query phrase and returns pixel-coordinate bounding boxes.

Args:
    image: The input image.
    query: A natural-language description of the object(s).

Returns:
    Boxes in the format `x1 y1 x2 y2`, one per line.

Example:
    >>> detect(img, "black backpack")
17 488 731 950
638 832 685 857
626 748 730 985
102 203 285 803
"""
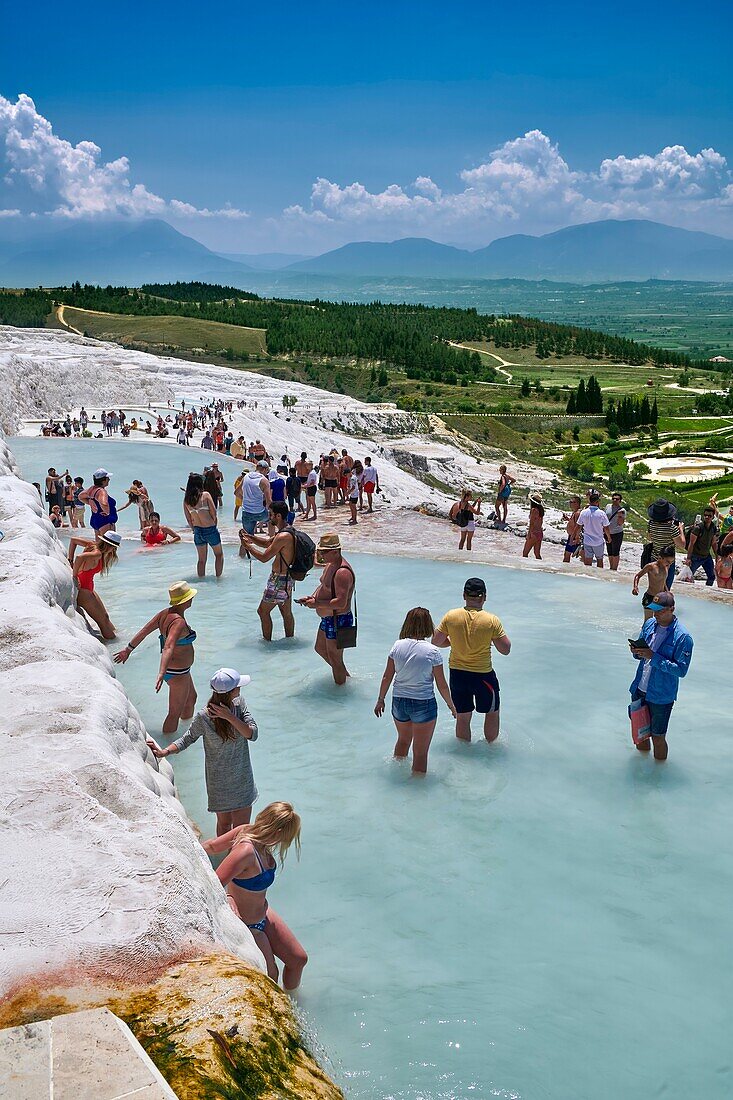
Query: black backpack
286 527 316 581
450 504 471 527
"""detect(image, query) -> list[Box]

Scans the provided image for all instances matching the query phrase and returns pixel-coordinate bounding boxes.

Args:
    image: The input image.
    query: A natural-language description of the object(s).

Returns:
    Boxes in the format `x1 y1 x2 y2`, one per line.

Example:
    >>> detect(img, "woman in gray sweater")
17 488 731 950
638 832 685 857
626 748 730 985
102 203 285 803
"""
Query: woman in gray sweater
151 667 258 835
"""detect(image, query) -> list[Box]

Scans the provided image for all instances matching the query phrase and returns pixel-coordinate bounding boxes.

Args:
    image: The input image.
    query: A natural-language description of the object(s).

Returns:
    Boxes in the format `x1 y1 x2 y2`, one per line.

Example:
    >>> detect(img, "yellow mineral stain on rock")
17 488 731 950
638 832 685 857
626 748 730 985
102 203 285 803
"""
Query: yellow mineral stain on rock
0 952 342 1099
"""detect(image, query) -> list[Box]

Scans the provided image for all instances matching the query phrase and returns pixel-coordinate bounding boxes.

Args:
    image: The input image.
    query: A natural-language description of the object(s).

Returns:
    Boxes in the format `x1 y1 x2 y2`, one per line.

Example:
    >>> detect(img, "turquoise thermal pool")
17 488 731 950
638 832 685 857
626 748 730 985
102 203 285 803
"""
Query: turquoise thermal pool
12 436 733 1100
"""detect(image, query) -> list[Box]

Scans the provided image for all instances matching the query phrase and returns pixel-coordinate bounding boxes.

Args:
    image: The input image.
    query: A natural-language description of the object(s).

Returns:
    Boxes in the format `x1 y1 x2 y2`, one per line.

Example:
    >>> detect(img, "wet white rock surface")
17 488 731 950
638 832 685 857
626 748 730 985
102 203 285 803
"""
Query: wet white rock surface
0 435 266 1006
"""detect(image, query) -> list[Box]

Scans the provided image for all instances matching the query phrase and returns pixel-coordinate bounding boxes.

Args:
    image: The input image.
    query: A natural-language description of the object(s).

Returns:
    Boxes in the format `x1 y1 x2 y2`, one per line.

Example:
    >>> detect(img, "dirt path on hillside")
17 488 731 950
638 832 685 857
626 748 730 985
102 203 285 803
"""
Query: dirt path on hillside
447 340 516 382
56 304 83 335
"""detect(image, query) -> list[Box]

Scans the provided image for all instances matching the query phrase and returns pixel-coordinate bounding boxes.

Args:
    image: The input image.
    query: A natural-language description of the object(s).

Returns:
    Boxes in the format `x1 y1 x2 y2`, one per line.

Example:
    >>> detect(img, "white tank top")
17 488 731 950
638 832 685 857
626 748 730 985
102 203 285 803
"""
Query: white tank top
242 471 265 513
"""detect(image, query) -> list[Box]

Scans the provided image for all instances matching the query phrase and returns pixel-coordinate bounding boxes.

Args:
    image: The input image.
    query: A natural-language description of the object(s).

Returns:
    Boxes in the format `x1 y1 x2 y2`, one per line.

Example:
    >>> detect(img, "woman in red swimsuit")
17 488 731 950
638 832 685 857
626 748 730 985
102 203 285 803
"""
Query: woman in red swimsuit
68 531 121 639
140 512 180 547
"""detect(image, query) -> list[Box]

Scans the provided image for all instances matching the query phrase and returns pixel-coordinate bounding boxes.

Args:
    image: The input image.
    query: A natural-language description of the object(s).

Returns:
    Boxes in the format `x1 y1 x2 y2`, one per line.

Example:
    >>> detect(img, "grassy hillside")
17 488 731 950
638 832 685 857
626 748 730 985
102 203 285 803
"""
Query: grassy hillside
63 307 267 357
59 303 726 425
25 282 733 516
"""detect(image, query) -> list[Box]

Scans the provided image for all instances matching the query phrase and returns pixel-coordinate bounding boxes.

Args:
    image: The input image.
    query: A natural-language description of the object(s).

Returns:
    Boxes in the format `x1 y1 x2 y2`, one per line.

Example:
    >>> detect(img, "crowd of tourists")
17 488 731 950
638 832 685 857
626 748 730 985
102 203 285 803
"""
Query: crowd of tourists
32 408 720 992
448 464 733 588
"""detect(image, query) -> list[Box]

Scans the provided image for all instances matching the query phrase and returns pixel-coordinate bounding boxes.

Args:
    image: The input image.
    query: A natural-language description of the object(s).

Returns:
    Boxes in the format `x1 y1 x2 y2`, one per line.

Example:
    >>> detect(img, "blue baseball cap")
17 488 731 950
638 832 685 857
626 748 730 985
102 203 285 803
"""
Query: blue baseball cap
647 592 675 611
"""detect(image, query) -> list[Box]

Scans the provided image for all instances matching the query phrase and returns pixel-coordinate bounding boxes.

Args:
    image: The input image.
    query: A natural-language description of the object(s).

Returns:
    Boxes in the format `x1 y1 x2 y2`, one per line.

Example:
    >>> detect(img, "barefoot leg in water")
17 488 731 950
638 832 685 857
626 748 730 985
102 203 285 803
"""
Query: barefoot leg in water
163 672 195 734
263 908 308 990
77 590 115 640
325 637 349 685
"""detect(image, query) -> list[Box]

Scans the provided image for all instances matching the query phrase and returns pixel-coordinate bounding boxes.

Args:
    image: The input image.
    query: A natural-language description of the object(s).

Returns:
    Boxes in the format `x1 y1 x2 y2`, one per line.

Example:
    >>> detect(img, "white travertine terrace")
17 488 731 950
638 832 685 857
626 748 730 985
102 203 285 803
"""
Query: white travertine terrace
0 435 266 1000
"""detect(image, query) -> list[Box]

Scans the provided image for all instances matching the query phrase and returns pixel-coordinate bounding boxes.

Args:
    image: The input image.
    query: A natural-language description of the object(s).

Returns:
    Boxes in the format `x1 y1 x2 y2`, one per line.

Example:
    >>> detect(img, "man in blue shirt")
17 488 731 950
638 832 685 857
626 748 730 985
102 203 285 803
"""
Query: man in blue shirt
629 591 693 761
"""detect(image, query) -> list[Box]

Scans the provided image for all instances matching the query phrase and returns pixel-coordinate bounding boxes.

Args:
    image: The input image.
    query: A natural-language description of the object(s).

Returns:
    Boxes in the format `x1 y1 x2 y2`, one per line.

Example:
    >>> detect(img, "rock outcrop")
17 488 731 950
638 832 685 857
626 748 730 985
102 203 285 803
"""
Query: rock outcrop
0 436 341 1098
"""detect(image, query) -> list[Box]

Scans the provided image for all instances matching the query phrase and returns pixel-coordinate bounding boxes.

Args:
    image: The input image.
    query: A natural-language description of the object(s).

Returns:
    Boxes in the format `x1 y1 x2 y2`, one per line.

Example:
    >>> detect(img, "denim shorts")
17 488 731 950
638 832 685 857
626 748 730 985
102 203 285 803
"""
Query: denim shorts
584 542 605 561
391 696 438 724
241 509 268 534
193 524 221 547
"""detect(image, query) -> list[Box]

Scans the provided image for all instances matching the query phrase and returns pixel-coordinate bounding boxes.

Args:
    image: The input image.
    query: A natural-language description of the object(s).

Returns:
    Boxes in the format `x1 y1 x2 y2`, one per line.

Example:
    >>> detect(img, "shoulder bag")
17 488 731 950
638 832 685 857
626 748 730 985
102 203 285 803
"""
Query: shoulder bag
331 564 357 649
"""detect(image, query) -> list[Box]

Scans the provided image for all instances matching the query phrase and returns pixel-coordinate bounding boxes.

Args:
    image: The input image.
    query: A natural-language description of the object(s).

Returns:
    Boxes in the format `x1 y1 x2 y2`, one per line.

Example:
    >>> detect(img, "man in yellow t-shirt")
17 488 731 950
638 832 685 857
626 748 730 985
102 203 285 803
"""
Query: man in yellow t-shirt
432 576 511 743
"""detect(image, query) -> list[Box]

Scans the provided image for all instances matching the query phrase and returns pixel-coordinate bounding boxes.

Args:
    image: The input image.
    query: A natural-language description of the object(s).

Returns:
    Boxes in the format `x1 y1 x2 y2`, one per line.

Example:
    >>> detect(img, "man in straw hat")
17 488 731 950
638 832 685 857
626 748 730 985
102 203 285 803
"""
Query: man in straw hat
296 532 355 685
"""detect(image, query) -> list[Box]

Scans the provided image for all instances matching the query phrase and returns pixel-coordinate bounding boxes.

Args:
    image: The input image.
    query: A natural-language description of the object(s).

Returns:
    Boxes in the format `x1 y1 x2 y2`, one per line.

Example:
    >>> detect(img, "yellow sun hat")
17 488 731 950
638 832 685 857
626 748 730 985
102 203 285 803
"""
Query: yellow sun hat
168 581 197 606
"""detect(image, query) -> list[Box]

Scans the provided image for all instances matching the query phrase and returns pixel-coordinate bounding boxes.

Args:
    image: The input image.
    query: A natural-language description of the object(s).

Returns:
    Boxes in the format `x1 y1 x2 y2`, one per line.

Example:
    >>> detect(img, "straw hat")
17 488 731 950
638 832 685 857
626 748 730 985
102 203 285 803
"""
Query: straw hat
317 532 342 552
100 531 122 547
528 490 544 506
316 531 342 564
168 581 197 606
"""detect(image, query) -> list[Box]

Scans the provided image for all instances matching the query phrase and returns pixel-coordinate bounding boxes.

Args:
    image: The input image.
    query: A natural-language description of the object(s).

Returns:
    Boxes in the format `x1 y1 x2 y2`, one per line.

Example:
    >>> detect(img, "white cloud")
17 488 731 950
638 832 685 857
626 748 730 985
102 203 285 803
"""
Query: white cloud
284 130 733 244
413 176 442 200
169 200 249 220
2 94 730 251
597 145 727 197
0 94 248 221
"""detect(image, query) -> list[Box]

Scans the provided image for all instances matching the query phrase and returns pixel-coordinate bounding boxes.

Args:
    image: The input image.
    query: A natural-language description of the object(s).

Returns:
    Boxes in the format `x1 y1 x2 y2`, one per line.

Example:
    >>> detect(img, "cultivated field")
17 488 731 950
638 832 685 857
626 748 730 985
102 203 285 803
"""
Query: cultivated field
62 307 267 357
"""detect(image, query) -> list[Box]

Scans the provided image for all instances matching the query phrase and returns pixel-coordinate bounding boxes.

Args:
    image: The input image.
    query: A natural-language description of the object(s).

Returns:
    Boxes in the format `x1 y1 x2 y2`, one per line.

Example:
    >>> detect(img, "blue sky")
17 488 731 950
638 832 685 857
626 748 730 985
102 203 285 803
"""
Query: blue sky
2 0 732 252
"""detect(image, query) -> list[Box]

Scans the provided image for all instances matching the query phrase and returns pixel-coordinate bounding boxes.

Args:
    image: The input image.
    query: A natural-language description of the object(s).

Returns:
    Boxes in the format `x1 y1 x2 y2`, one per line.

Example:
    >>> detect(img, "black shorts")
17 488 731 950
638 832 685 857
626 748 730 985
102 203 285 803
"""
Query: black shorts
449 668 500 714
306 486 317 497
324 478 338 488
609 532 623 557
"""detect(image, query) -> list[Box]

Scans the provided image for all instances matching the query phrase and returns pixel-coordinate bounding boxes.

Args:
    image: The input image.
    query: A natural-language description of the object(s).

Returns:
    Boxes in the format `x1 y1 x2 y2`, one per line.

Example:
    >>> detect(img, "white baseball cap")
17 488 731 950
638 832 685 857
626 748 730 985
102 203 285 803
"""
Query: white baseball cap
93 468 111 479
209 668 251 693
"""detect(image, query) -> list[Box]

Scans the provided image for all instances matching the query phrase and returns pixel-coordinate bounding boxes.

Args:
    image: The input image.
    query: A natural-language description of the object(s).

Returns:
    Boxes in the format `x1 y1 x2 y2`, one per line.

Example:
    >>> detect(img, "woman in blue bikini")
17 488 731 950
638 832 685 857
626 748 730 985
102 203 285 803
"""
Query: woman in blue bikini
114 581 197 734
203 801 307 990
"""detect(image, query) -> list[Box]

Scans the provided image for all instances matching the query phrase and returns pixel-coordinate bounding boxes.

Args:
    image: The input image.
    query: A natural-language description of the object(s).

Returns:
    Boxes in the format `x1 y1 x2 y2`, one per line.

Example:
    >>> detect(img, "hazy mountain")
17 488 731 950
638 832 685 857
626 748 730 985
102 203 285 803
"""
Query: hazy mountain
287 220 733 282
0 219 254 287
473 220 733 281
287 237 470 277
217 251 314 270
3 216 732 288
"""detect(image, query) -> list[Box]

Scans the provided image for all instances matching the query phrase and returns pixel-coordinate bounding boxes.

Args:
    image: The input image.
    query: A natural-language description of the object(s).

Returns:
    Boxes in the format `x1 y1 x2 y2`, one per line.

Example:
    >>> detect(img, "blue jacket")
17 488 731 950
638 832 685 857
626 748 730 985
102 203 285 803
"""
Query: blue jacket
629 616 693 704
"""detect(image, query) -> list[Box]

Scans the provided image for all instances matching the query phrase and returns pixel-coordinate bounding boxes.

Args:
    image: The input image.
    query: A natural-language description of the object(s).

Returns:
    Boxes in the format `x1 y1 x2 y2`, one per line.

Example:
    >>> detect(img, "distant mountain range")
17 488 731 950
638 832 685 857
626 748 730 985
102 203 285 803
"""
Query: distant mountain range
0 216 732 288
287 220 733 281
218 251 313 270
0 220 256 288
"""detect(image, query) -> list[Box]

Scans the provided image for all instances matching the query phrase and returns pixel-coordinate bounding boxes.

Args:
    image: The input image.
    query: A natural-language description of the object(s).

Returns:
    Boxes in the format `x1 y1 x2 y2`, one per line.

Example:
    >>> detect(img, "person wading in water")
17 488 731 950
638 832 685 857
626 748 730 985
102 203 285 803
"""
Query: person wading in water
296 532 355 685
240 501 297 641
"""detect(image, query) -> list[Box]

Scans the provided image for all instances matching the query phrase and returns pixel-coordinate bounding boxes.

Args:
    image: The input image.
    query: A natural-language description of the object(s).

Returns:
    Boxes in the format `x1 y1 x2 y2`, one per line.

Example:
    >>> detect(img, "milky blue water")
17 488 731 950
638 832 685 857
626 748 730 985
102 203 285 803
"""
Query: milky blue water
12 436 733 1100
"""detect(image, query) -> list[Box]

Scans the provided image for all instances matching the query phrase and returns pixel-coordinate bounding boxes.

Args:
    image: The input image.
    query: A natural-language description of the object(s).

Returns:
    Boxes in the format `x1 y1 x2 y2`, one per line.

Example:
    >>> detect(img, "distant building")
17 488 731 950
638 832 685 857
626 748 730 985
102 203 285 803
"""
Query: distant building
709 355 731 363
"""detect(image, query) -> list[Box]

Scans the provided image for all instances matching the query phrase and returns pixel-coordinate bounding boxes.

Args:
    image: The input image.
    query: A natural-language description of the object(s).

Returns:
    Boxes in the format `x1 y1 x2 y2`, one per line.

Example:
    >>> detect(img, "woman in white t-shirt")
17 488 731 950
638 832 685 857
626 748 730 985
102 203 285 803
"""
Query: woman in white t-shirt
347 460 363 526
374 607 455 774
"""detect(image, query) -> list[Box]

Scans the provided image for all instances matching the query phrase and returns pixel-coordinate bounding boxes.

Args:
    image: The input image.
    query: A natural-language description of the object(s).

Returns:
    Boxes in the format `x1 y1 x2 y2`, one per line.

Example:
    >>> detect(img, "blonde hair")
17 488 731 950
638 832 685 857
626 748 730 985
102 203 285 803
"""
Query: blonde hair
233 801 301 863
399 606 435 640
98 540 118 575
